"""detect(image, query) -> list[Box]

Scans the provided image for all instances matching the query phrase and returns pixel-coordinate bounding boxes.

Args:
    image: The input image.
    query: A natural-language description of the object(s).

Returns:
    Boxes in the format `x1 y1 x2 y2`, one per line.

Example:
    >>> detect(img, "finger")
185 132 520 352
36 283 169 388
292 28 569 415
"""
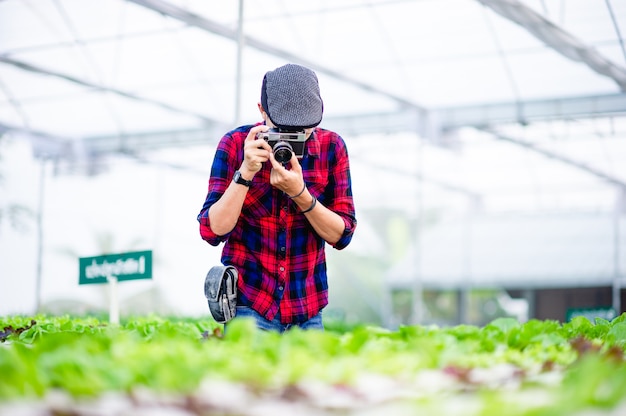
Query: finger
255 139 273 153
250 128 273 153
246 125 269 143
268 151 285 171
289 153 302 174
245 135 271 155
246 147 270 168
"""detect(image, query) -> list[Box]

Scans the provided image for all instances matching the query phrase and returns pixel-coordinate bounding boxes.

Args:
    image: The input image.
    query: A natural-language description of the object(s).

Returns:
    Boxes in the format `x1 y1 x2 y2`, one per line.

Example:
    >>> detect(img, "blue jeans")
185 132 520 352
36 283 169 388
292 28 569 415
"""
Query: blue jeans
226 305 324 333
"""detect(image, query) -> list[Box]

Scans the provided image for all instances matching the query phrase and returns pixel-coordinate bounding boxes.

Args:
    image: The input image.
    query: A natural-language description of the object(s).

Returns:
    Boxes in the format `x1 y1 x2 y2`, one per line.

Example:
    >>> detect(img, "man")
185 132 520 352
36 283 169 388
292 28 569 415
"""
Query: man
198 63 357 332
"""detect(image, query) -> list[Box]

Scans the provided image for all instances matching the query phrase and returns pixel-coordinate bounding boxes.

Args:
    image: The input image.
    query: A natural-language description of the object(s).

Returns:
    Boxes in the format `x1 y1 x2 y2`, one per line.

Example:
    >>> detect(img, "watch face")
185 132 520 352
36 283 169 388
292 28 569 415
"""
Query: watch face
234 171 251 186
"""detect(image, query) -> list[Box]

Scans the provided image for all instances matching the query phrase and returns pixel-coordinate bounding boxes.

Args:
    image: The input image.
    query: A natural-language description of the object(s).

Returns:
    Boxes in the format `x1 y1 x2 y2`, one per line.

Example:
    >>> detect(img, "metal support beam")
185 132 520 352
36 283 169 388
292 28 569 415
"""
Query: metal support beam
457 288 470 325
77 94 626 157
234 0 245 126
523 289 536 320
435 93 626 130
0 122 72 159
324 94 626 138
613 189 626 314
0 56 217 125
478 0 626 91
482 127 626 189
127 0 428 114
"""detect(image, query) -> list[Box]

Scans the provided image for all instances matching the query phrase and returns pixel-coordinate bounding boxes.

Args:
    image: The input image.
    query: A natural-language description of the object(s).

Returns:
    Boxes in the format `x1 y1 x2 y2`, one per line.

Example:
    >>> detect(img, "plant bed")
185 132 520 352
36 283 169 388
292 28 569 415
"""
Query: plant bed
2 314 626 415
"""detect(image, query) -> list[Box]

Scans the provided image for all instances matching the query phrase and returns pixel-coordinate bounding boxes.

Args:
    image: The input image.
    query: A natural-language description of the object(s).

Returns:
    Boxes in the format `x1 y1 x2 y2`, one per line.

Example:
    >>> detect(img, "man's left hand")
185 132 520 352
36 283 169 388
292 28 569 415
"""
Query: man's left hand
269 152 305 197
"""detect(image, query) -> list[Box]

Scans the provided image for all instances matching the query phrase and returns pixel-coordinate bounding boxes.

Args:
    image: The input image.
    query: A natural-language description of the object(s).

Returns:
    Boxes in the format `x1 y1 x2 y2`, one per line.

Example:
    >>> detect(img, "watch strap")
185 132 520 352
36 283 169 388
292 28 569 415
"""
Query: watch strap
233 170 252 187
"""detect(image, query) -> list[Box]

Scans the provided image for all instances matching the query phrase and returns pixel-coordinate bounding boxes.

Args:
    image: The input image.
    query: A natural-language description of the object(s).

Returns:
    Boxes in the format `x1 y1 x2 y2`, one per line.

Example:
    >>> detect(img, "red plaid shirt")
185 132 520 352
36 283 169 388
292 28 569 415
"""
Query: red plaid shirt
198 123 357 324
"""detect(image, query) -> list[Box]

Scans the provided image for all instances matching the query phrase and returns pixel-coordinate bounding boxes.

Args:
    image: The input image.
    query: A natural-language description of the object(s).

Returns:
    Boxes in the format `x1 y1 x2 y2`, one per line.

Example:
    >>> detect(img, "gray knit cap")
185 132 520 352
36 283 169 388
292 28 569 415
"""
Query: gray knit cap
261 64 323 130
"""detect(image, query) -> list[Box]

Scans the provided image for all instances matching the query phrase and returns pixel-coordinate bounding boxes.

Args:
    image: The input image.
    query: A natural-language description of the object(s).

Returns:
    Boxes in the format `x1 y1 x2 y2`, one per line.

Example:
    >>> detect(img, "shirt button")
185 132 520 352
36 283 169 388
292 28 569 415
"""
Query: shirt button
280 247 286 252
279 266 285 272
279 286 284 291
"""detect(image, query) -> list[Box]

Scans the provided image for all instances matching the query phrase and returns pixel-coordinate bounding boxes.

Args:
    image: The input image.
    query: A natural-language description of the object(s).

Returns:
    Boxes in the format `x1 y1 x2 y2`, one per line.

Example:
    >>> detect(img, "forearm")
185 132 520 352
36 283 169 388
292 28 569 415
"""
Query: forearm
208 179 249 236
292 191 345 245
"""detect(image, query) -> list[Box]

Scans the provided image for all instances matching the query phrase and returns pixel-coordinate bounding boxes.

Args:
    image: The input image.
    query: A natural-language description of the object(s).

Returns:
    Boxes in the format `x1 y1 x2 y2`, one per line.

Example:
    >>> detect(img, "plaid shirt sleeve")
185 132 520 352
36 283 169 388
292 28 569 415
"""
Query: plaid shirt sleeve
197 125 357 324
196 126 247 246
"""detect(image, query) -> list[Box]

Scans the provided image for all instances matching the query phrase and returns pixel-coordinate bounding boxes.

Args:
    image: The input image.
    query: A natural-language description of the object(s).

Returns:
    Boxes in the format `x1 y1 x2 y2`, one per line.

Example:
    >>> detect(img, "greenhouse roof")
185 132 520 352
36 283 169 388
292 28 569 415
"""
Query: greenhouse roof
1 0 625 150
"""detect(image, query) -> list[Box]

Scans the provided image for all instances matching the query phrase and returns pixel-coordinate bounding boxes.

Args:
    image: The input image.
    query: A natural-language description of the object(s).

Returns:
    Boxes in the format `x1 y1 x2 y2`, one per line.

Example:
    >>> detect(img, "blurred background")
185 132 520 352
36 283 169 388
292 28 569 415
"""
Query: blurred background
1 0 625 327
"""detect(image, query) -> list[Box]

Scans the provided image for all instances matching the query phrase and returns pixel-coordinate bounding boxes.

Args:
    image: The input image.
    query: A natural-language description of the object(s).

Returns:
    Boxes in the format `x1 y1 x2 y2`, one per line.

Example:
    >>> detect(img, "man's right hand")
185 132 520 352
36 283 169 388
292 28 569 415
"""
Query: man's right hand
240 125 271 178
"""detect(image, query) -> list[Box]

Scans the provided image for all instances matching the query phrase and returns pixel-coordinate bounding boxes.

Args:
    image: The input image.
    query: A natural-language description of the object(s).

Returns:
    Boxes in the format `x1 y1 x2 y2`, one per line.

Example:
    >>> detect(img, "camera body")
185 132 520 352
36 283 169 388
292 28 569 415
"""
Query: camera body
257 128 307 163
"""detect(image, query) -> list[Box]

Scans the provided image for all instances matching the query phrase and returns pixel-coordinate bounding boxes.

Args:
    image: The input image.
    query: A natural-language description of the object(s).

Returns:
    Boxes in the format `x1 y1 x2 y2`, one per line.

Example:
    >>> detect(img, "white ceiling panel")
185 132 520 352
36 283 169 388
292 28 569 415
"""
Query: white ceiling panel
1 0 624 140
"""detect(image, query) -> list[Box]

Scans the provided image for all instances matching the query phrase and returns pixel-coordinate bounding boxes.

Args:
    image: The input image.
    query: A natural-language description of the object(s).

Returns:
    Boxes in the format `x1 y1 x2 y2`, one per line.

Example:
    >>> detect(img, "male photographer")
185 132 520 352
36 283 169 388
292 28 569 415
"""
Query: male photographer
197 63 357 332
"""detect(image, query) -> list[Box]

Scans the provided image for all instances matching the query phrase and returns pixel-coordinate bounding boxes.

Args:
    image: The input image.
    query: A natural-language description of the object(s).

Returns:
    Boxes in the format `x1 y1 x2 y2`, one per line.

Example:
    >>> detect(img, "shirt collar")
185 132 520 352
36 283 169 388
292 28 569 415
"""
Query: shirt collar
305 129 320 158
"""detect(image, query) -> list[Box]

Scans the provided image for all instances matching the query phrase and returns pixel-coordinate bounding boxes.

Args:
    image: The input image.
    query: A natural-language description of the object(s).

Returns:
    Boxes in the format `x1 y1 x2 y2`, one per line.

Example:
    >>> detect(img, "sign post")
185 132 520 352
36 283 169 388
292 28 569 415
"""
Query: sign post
79 250 153 324
107 276 119 324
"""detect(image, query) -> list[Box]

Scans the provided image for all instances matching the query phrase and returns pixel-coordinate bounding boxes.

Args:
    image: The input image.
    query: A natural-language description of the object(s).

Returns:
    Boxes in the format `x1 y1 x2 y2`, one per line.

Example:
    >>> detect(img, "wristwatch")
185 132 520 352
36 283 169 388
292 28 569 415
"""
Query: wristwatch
233 170 252 187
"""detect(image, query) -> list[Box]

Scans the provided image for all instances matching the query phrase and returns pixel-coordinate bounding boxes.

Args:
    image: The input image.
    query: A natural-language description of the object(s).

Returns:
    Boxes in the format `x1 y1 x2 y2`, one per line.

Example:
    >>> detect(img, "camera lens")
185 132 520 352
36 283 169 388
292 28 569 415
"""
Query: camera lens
273 141 293 164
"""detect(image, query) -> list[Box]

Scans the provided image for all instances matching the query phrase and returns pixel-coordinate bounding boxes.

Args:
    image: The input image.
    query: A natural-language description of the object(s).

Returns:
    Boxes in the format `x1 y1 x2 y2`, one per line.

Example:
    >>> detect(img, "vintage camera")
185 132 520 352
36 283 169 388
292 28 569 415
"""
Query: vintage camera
256 128 307 164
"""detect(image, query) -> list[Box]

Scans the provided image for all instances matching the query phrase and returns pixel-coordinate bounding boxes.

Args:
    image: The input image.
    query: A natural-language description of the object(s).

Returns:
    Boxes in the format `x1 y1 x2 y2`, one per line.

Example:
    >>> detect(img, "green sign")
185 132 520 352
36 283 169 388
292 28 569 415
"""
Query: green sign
79 250 152 285
566 306 617 323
